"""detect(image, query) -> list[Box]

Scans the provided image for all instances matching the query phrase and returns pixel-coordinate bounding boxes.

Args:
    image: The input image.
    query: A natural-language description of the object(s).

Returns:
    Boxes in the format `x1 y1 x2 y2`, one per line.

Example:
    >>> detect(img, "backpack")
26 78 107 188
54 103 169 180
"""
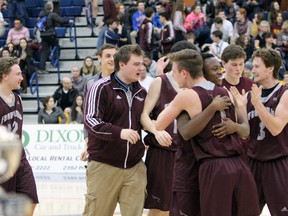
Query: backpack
36 16 47 32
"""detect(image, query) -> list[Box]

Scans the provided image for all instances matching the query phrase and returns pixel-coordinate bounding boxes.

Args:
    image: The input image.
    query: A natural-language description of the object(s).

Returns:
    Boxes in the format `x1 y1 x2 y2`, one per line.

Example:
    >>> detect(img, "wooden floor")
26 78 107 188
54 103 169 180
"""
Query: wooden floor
32 173 271 216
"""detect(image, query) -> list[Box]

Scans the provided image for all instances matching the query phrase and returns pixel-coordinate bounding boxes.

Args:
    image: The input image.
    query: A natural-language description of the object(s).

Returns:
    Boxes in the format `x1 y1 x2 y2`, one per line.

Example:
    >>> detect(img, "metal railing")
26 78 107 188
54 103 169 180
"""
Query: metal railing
29 72 40 112
85 1 95 36
69 22 80 60
50 46 60 84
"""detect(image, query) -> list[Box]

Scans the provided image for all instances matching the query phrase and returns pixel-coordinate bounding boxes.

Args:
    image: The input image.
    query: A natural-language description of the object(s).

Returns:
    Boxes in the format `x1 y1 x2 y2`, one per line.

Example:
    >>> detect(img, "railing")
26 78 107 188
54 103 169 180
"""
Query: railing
29 72 40 112
50 46 60 84
85 1 95 36
69 22 80 60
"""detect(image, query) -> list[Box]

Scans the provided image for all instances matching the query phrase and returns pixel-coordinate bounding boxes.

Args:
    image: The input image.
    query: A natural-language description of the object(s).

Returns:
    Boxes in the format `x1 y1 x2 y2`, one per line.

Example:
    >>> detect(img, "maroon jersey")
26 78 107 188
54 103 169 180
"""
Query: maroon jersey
247 83 288 161
0 93 26 160
144 74 178 151
192 81 245 160
222 76 254 93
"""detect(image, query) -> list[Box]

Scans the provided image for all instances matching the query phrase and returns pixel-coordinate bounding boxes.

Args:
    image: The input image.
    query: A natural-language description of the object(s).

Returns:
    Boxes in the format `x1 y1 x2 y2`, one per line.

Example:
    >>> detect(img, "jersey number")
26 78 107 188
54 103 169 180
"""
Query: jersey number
257 122 265 140
7 122 19 134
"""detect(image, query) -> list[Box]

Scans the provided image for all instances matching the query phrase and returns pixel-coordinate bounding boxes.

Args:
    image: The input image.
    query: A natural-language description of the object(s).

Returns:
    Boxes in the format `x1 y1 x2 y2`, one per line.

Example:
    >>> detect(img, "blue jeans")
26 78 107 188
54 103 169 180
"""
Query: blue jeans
8 0 26 28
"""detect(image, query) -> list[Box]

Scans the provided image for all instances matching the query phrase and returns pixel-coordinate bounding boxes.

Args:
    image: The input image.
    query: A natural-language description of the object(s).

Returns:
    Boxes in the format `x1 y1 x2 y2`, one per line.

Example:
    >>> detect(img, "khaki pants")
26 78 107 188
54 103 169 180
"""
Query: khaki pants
83 160 147 216
130 31 138 45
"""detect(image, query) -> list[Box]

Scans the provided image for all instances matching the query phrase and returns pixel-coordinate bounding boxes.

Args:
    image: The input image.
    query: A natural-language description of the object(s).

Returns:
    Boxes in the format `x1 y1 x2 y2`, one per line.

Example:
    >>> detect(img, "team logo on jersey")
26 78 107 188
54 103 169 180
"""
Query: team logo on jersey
281 207 288 212
273 97 278 102
116 95 122 99
151 195 161 203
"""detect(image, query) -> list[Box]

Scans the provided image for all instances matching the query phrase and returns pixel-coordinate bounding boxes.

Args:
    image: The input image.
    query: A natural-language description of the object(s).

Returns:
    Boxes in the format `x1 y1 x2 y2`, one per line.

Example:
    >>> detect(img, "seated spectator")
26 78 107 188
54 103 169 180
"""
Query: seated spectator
201 30 229 62
80 56 98 77
116 3 129 47
7 0 27 28
15 38 37 93
186 33 201 52
277 20 288 58
138 64 154 91
159 12 175 55
210 9 233 42
254 20 271 49
211 17 230 43
232 8 252 43
152 2 163 30
263 32 279 51
243 61 254 80
143 53 157 78
242 0 264 21
130 1 146 45
271 12 283 36
268 1 281 24
283 71 288 86
0 47 11 57
250 12 265 37
6 42 17 57
215 0 235 23
6 18 30 48
38 96 67 124
53 77 79 113
71 66 86 95
184 4 206 33
236 34 254 61
104 18 124 46
69 94 84 124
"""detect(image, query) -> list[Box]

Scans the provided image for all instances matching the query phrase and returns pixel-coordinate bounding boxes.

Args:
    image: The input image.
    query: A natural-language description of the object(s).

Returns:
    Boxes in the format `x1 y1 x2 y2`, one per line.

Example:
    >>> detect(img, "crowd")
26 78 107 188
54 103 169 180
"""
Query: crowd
0 0 288 216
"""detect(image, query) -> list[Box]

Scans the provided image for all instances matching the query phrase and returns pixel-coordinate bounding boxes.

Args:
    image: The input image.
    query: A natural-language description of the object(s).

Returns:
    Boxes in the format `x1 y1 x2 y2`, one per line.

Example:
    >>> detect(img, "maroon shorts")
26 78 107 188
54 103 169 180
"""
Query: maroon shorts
1 158 38 203
248 156 288 215
170 191 200 216
199 157 259 216
144 146 174 211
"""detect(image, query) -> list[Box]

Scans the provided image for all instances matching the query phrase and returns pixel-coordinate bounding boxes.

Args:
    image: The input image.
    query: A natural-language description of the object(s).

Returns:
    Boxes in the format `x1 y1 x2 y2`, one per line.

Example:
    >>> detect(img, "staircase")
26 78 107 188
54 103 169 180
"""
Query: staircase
21 0 106 124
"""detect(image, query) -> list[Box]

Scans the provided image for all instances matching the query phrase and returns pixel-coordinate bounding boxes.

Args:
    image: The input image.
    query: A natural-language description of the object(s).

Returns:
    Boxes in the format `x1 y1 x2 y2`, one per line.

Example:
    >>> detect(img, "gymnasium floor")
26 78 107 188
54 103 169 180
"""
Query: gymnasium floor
32 173 271 216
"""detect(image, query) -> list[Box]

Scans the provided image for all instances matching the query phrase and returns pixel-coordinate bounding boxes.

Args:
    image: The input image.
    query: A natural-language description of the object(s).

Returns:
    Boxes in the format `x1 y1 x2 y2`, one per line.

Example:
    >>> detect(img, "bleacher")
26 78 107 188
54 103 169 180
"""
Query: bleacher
0 0 105 123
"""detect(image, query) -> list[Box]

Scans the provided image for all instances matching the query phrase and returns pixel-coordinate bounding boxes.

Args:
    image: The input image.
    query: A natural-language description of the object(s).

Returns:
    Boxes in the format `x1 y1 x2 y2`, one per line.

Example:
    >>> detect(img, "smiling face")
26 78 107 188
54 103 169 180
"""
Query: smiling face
99 48 117 74
204 57 222 86
252 57 273 84
2 64 23 90
84 58 93 67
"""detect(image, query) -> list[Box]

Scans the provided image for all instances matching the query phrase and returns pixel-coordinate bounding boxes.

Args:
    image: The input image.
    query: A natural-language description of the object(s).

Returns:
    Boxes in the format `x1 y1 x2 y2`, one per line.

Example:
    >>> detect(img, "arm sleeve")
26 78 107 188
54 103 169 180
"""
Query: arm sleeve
84 82 123 141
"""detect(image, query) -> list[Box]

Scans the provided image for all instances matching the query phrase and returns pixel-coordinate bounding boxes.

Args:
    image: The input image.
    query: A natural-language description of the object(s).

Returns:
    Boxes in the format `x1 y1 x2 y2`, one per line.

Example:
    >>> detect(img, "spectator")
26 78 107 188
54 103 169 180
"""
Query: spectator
138 64 154 91
143 53 157 78
104 19 124 46
184 4 206 33
38 2 74 73
250 12 265 37
215 0 235 23
236 35 254 61
0 47 11 58
80 56 98 77
197 0 215 27
283 71 288 85
277 20 288 58
98 0 117 28
70 94 84 124
202 30 229 62
130 1 146 44
186 33 201 52
85 0 98 25
116 3 130 47
139 7 154 54
254 20 271 49
53 77 79 113
173 0 187 42
71 66 86 95
243 60 254 80
159 12 175 55
6 18 30 47
152 2 163 29
38 96 67 124
15 38 37 93
210 9 233 42
242 0 264 21
7 0 26 28
232 8 252 43
268 1 281 24
271 12 283 36
211 17 229 43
